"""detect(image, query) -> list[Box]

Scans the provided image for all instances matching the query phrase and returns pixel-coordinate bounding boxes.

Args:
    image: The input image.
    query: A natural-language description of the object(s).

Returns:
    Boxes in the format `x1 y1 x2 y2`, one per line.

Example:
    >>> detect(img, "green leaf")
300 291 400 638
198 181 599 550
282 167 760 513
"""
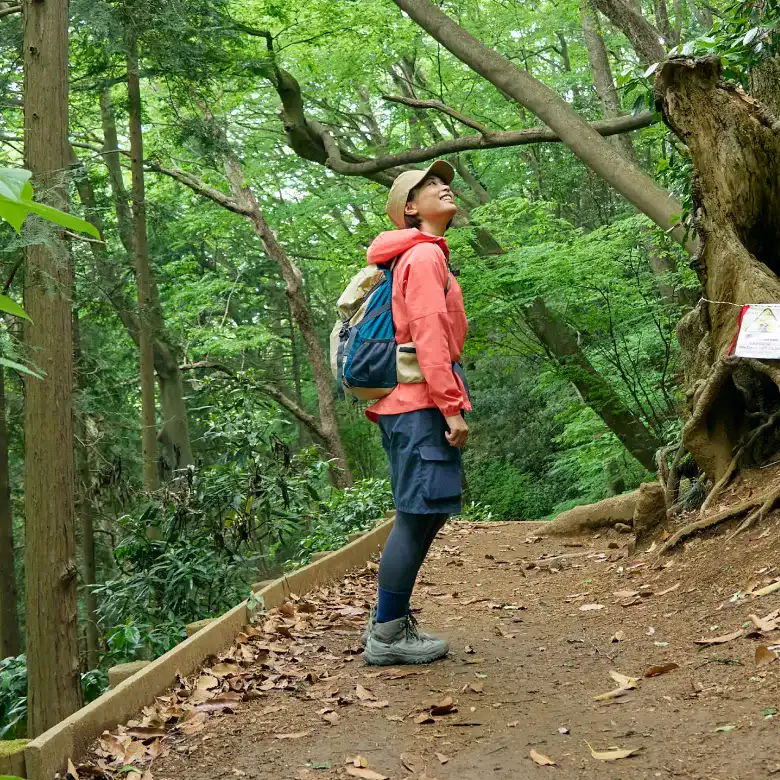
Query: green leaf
0 295 30 321
0 357 44 379
23 199 100 239
0 167 100 238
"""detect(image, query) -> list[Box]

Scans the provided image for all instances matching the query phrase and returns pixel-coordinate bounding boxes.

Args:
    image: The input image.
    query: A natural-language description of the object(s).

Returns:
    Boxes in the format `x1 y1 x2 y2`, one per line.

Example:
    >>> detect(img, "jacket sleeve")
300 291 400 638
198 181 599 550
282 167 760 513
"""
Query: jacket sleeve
401 244 465 418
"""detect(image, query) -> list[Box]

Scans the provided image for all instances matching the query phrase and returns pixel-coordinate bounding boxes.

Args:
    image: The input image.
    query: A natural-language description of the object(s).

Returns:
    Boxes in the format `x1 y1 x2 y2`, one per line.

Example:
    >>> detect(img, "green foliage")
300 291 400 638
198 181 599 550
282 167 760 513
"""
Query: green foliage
0 657 25 740
0 656 109 740
295 478 394 564
0 168 99 237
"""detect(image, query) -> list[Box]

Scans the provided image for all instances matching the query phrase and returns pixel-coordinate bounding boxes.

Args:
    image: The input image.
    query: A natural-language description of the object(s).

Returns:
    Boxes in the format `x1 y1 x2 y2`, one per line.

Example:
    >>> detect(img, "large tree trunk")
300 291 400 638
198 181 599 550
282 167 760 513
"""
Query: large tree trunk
580 0 639 162
0 366 21 658
655 56 780 482
127 29 158 491
23 0 83 735
390 0 695 253
525 298 662 471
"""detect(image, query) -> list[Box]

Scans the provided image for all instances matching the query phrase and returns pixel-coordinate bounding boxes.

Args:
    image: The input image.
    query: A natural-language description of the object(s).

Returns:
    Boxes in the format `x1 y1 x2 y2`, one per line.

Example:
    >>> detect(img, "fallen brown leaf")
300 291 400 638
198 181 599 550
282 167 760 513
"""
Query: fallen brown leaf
355 684 376 701
610 631 625 643
350 756 369 768
657 583 680 596
530 749 556 766
210 662 240 677
579 604 605 612
359 700 389 709
67 759 80 780
124 727 167 740
613 590 638 600
346 769 388 780
322 711 340 725
694 629 743 646
586 742 639 761
609 671 639 689
751 580 780 598
275 731 311 740
644 663 679 678
415 712 435 725
430 696 455 716
756 645 778 667
593 687 633 702
401 753 424 773
436 753 450 765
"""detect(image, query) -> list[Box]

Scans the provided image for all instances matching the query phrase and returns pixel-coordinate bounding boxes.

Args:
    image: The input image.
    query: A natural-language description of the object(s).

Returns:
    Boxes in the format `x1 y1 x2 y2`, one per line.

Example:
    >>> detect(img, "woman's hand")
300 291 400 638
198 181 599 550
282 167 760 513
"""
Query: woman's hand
445 415 469 447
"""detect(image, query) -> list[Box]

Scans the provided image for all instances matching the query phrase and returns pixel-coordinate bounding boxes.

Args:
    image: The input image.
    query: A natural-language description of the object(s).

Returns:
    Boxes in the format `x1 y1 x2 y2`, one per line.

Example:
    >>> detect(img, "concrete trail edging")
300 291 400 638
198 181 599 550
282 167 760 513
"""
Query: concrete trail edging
24 517 395 780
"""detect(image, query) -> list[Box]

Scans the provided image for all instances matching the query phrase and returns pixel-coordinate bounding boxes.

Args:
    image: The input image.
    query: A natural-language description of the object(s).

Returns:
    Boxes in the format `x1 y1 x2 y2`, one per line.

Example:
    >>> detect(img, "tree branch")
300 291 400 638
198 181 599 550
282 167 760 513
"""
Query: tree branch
323 111 656 176
144 161 248 216
179 362 327 440
384 94 497 136
0 5 21 19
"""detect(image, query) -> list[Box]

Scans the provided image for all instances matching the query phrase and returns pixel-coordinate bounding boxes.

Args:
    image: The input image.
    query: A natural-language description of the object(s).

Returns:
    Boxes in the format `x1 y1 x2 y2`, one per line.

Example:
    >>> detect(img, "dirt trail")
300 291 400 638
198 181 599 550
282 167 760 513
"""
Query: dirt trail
89 519 780 780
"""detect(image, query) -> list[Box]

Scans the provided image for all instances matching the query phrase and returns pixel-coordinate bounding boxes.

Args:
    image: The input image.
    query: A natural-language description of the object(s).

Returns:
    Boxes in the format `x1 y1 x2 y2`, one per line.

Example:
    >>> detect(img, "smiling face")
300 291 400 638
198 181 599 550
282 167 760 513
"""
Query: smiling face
404 175 457 235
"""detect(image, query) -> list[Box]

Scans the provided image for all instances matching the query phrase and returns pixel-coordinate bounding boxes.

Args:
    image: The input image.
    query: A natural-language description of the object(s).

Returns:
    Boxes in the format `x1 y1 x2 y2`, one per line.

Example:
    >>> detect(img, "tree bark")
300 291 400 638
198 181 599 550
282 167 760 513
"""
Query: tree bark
127 29 158 491
580 0 639 162
591 0 666 64
525 298 662 471
655 56 780 481
98 96 194 471
390 0 695 253
22 0 83 735
0 366 21 658
654 0 673 44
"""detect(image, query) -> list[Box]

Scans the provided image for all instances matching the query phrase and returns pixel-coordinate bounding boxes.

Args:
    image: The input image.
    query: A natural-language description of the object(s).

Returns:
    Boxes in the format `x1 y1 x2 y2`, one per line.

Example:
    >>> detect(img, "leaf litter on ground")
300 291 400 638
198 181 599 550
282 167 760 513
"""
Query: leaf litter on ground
585 741 640 761
530 749 556 766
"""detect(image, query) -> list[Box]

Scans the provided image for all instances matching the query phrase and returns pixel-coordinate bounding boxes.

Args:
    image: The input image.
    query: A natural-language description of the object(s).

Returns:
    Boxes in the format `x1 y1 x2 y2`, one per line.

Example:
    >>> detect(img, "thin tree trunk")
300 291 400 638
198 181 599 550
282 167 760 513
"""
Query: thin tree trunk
219 152 353 487
0 366 21 658
654 0 673 43
22 0 83 735
525 298 661 471
98 95 194 470
580 0 639 162
73 314 98 670
127 28 158 491
591 0 666 64
390 0 695 253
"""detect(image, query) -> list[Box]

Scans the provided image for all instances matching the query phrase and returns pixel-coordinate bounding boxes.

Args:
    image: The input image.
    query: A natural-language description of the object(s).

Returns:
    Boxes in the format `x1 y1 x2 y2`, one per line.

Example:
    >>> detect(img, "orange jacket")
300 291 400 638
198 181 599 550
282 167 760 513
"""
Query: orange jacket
364 229 471 423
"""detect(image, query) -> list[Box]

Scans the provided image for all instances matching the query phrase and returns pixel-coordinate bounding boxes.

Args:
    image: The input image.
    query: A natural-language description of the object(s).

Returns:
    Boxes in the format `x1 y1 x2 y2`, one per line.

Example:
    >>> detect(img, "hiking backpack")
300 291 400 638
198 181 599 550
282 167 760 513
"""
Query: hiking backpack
329 261 450 401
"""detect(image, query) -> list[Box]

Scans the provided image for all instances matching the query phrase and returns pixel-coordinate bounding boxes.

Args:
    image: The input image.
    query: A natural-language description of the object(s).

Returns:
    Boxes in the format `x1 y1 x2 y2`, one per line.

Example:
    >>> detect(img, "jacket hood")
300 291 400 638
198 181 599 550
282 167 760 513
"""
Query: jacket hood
366 229 449 266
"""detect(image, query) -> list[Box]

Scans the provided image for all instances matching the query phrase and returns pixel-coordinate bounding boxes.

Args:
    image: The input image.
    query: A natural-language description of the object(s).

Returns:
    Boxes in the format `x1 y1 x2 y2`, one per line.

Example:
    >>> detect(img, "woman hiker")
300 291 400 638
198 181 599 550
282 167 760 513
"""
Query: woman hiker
362 160 471 666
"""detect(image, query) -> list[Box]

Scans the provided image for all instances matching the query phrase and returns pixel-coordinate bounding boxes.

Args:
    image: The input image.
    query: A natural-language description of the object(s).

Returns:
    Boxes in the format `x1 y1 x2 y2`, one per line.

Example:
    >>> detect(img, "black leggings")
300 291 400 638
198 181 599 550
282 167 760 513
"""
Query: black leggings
378 511 448 594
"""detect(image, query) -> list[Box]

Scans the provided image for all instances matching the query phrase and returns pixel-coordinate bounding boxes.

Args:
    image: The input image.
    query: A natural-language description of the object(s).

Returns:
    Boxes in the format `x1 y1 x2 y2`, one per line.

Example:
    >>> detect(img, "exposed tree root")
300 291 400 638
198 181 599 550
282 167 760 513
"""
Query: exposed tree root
658 439 686 516
729 482 780 539
658 493 763 555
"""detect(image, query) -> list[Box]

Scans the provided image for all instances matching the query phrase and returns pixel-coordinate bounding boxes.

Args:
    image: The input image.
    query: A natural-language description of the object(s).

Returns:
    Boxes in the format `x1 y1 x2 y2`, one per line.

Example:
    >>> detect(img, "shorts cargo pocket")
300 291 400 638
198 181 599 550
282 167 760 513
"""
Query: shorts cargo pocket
419 446 461 501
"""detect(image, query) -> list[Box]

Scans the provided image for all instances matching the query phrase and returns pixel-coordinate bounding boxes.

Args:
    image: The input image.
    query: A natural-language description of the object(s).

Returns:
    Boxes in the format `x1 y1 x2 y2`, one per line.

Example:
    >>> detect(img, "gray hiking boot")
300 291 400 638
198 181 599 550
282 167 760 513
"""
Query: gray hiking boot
360 606 435 648
363 614 448 666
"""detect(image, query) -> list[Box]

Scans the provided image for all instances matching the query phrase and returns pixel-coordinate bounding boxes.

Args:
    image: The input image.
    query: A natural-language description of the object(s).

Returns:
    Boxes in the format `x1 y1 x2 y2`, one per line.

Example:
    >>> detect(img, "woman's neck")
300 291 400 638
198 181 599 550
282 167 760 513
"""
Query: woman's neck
419 218 448 237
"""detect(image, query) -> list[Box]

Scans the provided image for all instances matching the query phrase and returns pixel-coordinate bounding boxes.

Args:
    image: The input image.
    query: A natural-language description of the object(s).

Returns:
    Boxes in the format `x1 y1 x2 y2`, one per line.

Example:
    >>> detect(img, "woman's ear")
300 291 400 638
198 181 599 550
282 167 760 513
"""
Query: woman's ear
404 201 418 217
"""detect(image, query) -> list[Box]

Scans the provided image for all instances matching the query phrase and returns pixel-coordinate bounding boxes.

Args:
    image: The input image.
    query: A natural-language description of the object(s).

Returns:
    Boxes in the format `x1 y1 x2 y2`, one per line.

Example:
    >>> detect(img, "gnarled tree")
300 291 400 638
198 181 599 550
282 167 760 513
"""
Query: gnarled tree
655 54 780 542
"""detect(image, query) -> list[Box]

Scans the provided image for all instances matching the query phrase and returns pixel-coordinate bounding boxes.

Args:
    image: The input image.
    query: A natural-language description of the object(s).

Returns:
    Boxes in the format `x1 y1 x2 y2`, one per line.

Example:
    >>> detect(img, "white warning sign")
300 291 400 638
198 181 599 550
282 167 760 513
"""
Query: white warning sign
733 304 780 359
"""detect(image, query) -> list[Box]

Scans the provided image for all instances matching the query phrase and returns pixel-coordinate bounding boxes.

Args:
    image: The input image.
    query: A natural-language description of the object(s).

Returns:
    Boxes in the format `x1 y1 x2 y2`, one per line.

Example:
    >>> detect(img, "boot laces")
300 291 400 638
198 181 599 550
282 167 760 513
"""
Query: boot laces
404 612 421 640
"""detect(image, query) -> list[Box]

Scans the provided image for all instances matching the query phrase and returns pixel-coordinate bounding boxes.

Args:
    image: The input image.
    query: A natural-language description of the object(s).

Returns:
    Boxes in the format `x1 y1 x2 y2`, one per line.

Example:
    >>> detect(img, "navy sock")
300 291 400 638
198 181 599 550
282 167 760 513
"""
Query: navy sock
376 586 411 623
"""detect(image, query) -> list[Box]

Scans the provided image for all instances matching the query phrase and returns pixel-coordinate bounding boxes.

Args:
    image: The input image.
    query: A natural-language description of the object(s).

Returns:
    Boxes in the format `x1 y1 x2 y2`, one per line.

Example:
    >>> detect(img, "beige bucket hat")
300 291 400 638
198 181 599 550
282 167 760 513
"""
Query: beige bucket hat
385 160 455 228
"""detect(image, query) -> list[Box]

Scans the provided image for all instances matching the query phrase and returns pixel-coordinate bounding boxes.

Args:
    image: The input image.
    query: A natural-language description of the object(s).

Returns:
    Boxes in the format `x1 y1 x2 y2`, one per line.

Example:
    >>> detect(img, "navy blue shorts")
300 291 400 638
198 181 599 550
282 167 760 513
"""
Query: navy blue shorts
378 408 462 515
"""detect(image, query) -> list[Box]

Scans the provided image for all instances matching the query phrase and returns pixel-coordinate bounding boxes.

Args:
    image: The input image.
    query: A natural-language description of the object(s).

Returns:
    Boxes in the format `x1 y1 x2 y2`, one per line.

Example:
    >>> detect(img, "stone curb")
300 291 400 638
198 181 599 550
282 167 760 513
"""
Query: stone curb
24 517 395 780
